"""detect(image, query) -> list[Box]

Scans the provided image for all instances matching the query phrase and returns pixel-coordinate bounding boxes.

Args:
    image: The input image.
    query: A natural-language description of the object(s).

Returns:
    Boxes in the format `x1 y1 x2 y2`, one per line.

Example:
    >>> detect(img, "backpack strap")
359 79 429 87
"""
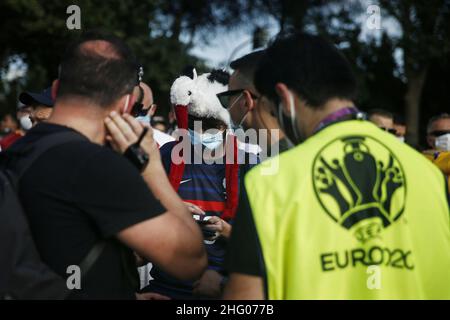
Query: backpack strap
78 241 107 276
13 131 86 181
4 131 110 297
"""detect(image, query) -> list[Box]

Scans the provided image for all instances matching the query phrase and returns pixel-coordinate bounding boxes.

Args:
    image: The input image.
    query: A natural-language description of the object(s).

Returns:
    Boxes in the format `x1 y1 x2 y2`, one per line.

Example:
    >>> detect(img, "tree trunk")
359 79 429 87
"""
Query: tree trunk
170 11 183 41
405 66 428 147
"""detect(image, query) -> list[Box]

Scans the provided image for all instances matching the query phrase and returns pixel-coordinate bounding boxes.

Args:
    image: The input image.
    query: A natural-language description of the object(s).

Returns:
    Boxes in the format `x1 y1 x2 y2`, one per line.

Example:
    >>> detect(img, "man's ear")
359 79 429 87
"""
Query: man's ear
426 135 435 149
243 90 255 112
275 83 291 116
118 94 135 114
149 104 157 116
51 79 59 101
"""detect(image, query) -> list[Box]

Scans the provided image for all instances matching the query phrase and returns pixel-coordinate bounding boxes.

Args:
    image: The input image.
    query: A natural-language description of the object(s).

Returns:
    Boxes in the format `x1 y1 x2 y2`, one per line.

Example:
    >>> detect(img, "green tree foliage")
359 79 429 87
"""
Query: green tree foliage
0 0 206 116
1 0 448 147
378 0 450 145
231 0 449 146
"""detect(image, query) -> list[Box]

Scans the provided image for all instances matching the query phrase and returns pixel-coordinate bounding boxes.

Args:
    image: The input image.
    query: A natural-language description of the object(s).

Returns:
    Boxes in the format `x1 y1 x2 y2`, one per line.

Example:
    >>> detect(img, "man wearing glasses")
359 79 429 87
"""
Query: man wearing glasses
367 109 397 135
217 50 292 158
426 113 450 152
131 82 174 147
424 113 450 193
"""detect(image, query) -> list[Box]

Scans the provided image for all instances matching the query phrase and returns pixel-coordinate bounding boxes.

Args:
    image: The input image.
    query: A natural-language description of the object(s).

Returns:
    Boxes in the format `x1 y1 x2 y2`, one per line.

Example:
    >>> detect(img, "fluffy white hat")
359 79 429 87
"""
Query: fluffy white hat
170 68 231 127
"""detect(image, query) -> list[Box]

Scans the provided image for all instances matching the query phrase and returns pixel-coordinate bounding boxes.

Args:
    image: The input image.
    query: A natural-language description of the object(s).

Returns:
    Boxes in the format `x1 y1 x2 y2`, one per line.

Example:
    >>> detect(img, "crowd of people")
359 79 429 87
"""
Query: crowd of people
0 30 449 300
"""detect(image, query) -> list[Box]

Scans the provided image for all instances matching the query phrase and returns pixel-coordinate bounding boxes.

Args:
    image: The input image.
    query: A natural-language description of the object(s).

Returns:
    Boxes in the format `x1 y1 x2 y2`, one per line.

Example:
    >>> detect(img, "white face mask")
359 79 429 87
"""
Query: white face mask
19 115 33 131
189 129 224 150
435 133 450 151
397 136 405 143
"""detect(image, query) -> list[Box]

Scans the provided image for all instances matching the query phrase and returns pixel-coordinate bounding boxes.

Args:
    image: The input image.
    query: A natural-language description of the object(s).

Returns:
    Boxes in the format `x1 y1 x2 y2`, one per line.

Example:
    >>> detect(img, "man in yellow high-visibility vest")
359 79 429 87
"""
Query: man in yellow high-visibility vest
224 32 450 300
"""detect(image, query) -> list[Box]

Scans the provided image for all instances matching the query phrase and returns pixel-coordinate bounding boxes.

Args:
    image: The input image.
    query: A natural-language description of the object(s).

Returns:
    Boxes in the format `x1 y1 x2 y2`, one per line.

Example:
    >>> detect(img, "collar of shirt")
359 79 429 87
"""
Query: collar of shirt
313 107 365 134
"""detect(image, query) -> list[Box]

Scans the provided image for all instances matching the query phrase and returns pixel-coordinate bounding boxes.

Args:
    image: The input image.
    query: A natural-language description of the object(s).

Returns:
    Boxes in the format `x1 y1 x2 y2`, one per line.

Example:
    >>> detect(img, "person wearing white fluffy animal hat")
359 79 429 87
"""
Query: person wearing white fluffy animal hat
141 67 258 299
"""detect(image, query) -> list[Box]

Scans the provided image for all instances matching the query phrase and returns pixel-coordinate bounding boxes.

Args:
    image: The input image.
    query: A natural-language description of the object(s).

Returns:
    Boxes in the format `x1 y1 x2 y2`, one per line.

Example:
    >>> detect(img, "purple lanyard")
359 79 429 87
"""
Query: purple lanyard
314 107 363 134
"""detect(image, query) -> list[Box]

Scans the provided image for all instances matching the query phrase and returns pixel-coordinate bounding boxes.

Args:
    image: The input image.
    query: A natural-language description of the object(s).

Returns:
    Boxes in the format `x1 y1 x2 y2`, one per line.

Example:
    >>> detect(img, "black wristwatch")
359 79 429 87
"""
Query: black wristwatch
124 127 150 172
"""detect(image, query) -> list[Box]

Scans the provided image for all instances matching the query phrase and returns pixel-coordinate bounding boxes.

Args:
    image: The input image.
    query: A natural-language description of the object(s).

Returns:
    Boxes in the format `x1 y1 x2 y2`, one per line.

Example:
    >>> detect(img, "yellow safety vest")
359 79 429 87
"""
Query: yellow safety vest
245 120 450 299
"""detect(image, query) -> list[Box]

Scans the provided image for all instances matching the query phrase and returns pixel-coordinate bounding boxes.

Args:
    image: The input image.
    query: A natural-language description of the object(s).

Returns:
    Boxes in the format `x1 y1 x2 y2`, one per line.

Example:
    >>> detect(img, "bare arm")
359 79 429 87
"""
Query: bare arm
223 273 265 300
118 212 206 281
105 112 206 280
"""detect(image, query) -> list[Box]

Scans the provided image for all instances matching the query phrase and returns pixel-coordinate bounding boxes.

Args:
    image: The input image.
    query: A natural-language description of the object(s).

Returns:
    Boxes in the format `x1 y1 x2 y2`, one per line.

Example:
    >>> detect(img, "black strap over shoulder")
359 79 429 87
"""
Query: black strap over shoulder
78 241 107 277
1 131 109 298
12 131 85 181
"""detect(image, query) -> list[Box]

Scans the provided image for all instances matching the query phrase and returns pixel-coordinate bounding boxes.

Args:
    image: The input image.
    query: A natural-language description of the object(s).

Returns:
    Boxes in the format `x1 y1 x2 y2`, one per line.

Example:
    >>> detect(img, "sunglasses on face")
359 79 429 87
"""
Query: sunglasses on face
429 130 450 137
217 89 259 109
379 127 397 135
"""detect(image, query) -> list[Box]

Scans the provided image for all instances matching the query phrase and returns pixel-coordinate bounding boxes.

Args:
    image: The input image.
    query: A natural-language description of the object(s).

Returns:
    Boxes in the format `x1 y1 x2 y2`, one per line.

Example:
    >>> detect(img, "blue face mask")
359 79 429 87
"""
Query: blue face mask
228 93 248 131
136 115 151 125
189 129 223 150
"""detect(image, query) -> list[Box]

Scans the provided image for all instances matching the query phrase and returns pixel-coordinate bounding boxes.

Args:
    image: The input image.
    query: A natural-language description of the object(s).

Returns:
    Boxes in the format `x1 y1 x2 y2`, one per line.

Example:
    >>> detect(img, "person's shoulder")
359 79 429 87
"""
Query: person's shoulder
159 140 177 153
54 135 112 160
159 140 177 163
153 129 175 147
237 141 261 155
236 141 261 168
243 145 296 189
0 132 22 149
81 142 132 168
399 142 446 177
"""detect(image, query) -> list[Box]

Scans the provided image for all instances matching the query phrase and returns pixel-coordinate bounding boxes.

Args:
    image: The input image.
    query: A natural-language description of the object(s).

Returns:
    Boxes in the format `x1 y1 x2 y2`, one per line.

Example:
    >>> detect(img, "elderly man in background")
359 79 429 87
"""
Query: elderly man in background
423 113 450 193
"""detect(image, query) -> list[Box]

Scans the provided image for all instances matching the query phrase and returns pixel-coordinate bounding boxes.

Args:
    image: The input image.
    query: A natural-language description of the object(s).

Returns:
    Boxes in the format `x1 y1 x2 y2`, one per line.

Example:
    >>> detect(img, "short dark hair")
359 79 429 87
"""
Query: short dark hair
393 113 406 126
427 113 450 133
368 109 394 120
207 69 230 86
58 31 139 108
230 50 264 84
254 32 357 108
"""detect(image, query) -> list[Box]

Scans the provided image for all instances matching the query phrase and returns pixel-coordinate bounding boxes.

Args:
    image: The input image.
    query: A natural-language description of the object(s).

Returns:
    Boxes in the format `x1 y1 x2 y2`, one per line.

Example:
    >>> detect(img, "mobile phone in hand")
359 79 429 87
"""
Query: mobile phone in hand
193 215 215 239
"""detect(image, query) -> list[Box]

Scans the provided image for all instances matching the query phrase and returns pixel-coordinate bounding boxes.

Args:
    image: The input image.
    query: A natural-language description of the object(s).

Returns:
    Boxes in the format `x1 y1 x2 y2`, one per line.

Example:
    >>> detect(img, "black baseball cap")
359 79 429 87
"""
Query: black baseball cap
19 87 54 108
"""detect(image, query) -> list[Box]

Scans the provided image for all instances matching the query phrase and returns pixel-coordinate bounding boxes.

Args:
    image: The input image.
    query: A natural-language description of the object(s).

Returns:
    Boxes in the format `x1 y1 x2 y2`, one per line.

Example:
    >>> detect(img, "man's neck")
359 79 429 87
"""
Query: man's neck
47 101 109 145
304 99 356 138
255 111 286 147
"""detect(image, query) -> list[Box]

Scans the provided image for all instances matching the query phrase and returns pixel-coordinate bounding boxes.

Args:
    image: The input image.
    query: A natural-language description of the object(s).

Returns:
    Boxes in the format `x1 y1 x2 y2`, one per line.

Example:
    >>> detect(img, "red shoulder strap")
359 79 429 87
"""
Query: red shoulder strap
222 135 239 221
169 105 189 191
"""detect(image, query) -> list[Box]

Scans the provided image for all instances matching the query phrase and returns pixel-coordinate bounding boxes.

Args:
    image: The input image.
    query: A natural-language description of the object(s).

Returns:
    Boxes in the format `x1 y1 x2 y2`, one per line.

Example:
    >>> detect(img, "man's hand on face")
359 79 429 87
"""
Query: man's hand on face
104 111 161 166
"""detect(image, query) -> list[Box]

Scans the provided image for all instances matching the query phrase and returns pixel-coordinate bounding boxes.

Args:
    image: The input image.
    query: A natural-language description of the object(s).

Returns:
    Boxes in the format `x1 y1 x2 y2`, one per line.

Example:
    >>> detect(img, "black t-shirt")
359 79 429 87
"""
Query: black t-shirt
12 123 165 299
226 140 291 280
225 184 265 278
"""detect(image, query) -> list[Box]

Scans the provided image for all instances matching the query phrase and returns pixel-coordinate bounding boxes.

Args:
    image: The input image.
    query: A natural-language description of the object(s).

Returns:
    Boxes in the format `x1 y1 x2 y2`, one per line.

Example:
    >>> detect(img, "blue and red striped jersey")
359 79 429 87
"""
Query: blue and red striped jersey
147 141 258 299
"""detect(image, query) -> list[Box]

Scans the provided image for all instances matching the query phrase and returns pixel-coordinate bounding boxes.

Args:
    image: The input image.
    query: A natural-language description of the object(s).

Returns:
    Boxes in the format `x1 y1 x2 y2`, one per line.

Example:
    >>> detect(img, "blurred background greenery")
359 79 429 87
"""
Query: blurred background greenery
0 0 448 147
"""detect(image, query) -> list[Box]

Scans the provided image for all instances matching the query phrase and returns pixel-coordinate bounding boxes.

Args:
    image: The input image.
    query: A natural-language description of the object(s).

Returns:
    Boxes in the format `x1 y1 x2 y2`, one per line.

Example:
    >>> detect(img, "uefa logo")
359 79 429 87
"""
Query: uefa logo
312 135 407 243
